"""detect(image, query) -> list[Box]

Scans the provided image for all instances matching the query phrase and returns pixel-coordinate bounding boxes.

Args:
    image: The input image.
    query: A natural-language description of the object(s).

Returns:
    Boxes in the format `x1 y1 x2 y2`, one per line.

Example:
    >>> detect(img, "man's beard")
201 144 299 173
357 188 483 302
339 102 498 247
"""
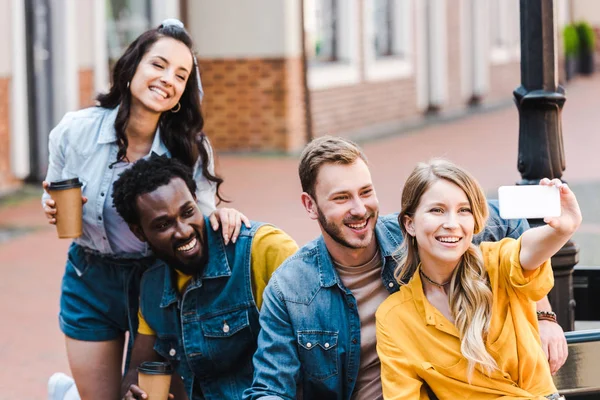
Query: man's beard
169 249 208 276
316 204 377 249
150 231 208 276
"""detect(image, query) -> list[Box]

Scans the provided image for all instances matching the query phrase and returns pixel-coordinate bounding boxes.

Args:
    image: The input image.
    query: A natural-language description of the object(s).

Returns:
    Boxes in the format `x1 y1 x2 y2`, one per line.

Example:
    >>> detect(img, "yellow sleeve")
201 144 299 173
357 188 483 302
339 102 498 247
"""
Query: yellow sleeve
376 310 429 400
137 308 156 336
250 225 298 310
483 238 554 301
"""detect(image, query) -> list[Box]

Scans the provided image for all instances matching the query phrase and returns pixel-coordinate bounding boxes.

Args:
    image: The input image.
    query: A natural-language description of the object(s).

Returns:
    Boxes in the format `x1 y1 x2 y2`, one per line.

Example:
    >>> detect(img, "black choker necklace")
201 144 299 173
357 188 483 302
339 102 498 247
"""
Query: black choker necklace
420 269 451 288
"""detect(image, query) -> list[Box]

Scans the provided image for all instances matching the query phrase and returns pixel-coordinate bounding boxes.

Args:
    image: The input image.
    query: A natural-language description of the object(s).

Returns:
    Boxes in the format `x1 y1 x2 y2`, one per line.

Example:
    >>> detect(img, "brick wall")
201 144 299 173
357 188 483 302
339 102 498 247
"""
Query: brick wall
78 68 95 108
309 77 419 139
0 77 17 193
199 57 307 153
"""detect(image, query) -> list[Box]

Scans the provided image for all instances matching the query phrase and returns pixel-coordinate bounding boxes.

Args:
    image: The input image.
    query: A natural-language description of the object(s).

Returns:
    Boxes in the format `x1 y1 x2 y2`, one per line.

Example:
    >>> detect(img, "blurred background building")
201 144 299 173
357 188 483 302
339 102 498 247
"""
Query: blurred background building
1 0 598 194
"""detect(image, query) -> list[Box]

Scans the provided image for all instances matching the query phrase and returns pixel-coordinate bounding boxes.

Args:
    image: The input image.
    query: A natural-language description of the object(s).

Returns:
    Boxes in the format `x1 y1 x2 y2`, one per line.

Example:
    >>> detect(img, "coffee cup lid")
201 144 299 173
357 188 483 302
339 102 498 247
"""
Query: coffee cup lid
137 361 173 375
48 178 83 190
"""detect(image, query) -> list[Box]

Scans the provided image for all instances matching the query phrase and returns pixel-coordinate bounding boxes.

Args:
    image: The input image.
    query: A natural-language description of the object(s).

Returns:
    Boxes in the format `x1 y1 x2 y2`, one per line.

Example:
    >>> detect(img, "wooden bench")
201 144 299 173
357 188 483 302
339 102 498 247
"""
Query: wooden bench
553 329 600 399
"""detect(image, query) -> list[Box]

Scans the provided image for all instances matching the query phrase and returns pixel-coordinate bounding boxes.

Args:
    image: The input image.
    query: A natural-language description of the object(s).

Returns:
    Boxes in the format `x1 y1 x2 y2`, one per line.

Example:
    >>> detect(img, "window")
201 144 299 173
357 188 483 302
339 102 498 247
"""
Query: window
106 0 153 68
312 0 338 62
304 0 359 89
364 0 413 81
489 0 520 64
373 0 394 58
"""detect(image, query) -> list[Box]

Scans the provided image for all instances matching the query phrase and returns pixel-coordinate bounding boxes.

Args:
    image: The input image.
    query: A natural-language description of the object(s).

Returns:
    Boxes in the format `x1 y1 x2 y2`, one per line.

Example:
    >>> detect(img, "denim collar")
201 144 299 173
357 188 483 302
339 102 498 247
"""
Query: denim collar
317 216 402 288
159 216 231 308
96 106 170 157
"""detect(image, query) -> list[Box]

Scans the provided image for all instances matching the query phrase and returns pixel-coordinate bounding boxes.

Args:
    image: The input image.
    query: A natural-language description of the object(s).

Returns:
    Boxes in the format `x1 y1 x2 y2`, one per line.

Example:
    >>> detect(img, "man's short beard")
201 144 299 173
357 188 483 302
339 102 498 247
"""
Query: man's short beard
170 250 208 276
315 203 377 250
148 231 208 276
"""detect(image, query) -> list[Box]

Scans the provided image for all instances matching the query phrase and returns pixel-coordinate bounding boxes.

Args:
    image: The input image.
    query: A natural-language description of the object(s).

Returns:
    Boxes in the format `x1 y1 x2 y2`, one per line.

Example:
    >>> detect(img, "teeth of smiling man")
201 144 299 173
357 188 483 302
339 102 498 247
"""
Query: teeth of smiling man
437 237 461 243
347 220 368 230
150 86 168 98
177 237 197 252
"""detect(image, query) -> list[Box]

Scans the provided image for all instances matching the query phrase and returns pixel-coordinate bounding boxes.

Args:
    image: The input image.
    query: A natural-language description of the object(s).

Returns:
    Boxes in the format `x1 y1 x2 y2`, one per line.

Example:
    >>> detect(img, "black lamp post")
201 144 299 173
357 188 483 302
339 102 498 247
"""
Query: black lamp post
514 0 579 331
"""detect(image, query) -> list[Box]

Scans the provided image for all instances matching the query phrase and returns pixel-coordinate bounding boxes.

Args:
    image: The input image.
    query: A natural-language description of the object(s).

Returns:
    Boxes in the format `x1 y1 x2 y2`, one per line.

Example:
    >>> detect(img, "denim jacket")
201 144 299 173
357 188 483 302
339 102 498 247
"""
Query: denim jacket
42 106 216 256
140 218 264 400
244 202 528 400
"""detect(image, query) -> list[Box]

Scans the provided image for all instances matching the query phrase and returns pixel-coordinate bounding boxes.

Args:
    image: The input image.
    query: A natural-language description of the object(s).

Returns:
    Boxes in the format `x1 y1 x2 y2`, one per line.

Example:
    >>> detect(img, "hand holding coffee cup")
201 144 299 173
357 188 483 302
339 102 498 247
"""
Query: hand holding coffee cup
43 179 87 238
134 361 174 400
123 384 175 400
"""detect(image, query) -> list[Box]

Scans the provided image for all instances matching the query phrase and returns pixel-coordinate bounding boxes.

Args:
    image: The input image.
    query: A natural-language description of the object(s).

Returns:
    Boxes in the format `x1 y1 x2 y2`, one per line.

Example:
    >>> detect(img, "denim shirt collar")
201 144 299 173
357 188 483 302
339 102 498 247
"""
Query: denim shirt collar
159 216 231 308
96 107 170 157
316 216 402 289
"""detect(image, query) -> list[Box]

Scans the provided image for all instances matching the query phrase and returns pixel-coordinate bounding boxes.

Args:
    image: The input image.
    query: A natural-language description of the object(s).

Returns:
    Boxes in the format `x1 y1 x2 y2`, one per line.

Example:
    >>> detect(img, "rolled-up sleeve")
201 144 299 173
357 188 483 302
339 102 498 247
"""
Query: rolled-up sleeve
42 114 72 206
484 238 554 301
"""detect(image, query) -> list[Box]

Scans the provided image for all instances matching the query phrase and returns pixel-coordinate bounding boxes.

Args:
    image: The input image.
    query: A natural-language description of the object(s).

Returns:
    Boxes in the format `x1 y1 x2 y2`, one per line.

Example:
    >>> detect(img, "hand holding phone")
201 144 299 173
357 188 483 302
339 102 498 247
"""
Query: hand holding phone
498 184 561 219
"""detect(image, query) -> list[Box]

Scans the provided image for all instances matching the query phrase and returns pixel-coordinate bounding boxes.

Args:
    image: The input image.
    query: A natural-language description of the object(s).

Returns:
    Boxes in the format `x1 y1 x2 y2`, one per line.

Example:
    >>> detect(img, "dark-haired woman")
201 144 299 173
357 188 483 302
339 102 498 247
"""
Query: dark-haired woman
42 19 248 400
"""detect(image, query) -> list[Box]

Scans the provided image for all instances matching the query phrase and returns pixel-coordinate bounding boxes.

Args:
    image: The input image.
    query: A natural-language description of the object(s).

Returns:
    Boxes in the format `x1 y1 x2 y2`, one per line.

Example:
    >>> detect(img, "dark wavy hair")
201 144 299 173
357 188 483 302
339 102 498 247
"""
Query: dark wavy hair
113 155 198 226
96 22 225 203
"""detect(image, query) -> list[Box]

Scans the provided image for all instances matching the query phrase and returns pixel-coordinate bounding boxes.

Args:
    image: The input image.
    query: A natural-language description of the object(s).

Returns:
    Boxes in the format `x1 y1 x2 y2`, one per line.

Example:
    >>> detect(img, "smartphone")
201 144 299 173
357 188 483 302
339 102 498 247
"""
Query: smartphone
498 185 561 219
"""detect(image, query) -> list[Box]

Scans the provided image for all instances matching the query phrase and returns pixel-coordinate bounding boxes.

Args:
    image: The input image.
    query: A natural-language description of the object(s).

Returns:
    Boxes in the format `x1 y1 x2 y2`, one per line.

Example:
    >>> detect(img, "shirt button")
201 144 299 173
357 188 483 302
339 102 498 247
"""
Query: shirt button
388 282 394 288
306 342 312 348
169 348 176 356
103 237 107 240
349 303 355 308
324 343 330 348
348 377 353 382
98 216 102 221
223 322 230 333
352 338 358 344
100 192 105 197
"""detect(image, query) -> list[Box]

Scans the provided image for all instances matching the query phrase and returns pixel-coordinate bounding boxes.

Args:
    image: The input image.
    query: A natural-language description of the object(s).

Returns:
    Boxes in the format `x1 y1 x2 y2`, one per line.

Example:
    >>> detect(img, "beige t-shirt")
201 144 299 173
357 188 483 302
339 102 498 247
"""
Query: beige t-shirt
334 250 389 400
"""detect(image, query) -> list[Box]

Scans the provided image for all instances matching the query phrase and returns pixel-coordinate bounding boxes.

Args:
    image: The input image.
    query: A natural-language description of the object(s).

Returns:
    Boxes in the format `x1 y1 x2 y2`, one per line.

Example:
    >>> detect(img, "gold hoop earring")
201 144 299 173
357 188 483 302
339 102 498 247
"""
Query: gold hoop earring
412 236 416 247
171 102 181 113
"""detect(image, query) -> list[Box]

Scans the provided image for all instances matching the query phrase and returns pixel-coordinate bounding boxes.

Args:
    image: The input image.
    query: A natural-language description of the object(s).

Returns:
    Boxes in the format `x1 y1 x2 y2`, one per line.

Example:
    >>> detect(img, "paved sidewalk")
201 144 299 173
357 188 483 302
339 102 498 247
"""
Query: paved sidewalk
1 75 600 399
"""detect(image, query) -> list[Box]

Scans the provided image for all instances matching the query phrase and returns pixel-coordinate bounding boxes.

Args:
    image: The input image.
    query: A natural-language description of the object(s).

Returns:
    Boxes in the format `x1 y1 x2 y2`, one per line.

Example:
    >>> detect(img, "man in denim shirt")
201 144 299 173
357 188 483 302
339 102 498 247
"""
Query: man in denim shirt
112 156 298 400
244 136 567 400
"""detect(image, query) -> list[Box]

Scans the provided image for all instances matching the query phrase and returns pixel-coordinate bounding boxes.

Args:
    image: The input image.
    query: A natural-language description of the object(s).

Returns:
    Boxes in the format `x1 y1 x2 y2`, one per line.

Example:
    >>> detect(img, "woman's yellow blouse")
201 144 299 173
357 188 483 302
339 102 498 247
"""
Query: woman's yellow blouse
376 238 556 400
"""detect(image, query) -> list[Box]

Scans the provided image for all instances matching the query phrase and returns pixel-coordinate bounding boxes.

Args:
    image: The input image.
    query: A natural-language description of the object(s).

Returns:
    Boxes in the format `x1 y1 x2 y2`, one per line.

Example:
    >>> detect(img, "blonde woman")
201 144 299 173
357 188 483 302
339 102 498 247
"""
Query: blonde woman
376 159 581 400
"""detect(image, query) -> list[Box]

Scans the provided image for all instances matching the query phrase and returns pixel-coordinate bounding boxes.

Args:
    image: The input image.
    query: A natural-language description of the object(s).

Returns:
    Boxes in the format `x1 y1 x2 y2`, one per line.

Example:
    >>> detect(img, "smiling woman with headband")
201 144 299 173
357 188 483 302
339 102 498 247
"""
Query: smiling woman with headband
42 19 249 400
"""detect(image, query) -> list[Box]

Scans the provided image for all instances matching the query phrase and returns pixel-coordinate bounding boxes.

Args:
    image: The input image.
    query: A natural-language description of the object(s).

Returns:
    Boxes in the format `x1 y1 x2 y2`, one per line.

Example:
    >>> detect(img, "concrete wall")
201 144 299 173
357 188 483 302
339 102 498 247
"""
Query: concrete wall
0 0 12 77
189 0 301 58
572 0 600 25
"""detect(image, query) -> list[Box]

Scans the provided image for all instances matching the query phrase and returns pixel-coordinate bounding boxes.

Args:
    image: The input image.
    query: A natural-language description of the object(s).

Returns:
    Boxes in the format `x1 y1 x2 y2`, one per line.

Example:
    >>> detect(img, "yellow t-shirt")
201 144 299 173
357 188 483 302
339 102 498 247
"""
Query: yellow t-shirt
138 225 298 335
376 237 556 400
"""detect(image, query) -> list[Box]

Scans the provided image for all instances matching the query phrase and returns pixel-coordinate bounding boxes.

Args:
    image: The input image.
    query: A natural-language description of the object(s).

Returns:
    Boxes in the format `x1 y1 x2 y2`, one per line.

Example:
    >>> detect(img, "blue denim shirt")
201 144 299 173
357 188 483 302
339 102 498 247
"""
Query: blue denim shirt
42 106 216 256
140 218 264 400
244 201 528 400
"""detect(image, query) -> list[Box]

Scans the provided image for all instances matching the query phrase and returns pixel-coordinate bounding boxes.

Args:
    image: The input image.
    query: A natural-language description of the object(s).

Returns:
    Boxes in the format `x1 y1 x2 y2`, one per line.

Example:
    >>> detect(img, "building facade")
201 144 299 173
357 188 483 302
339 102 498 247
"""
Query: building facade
0 0 580 193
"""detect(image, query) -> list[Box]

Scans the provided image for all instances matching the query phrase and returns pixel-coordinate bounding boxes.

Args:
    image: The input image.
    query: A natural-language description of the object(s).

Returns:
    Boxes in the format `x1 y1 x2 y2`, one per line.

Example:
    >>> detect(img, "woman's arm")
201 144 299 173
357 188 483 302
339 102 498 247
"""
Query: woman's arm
194 136 250 244
519 179 582 270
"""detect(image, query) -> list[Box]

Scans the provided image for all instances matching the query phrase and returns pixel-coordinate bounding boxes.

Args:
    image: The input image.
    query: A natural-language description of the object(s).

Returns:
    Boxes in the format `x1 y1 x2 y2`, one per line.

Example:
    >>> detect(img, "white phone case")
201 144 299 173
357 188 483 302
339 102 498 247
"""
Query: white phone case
498 185 561 219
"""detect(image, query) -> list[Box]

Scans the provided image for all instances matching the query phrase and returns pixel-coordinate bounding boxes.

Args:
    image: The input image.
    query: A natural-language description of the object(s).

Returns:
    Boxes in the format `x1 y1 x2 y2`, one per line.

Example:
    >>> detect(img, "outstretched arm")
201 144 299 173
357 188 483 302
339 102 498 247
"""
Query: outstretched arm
519 179 582 270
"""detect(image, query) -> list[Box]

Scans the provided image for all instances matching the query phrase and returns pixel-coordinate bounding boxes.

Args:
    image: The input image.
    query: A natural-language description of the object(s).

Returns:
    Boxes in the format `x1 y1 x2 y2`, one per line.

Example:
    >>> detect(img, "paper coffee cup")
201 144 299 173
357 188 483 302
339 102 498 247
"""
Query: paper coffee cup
48 178 84 239
138 361 173 400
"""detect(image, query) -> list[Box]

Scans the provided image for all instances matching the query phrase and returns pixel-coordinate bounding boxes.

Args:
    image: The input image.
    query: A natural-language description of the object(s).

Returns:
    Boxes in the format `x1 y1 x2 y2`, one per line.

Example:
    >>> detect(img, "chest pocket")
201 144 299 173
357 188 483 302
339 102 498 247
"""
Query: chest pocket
297 330 338 380
200 308 256 373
